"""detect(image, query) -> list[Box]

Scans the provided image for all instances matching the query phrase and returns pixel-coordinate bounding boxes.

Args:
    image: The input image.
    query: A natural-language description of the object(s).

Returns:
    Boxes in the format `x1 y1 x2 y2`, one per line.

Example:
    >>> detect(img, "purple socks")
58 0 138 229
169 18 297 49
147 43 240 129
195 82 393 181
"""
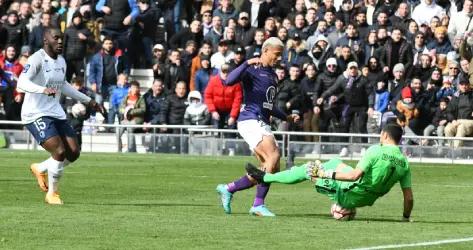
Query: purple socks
226 175 271 208
227 175 254 193
253 183 270 207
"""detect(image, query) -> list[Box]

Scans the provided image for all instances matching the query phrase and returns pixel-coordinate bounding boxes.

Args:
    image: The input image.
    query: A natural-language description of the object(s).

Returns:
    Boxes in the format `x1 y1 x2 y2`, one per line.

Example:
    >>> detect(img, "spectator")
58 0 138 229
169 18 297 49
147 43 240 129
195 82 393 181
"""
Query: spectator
228 46 246 70
28 0 42 32
201 10 213 36
306 20 329 50
161 81 188 134
130 0 160 68
169 19 203 50
362 30 380 65
282 33 310 68
41 0 60 28
354 9 369 39
109 73 129 125
118 81 145 152
96 0 139 60
427 26 454 55
18 2 31 31
223 26 240 52
246 29 265 59
213 0 238 26
210 40 234 70
204 64 242 130
184 90 210 125
190 41 213 91
0 45 23 122
380 27 413 76
396 87 420 127
412 32 429 66
288 14 307 40
422 97 449 146
181 41 198 70
300 63 319 142
335 23 362 55
143 78 167 127
163 49 189 91
390 2 411 32
195 55 217 97
152 44 166 79
336 45 357 71
275 64 302 130
204 16 224 48
234 11 255 47
327 62 371 142
412 0 445 26
448 0 473 43
367 81 389 138
240 0 273 28
4 11 28 51
29 12 51 53
327 17 345 49
366 56 385 84
444 60 461 87
409 53 434 84
304 7 318 35
444 77 473 148
63 11 92 81
308 36 333 71
87 37 126 106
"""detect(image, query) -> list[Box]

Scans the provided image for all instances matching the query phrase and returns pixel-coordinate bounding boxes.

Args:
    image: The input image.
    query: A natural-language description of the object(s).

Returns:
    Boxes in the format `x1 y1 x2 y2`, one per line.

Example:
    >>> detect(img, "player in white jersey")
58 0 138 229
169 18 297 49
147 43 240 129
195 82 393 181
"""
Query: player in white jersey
17 28 98 205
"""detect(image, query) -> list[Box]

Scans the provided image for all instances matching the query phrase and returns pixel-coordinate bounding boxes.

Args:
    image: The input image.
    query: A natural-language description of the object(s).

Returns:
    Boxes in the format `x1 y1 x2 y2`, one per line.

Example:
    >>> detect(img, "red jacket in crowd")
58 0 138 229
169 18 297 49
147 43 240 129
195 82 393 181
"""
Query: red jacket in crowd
204 74 242 119
0 54 24 98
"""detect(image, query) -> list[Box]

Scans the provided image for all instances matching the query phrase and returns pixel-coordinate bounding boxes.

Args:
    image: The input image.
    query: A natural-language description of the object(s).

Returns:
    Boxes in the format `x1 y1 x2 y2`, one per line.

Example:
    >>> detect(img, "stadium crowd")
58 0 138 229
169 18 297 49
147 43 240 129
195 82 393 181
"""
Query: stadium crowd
1 0 473 154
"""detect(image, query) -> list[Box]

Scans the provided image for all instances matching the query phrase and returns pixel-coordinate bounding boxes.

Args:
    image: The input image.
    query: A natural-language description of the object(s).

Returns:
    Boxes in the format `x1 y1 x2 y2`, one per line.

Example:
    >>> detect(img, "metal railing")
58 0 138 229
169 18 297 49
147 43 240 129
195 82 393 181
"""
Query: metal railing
1 120 473 164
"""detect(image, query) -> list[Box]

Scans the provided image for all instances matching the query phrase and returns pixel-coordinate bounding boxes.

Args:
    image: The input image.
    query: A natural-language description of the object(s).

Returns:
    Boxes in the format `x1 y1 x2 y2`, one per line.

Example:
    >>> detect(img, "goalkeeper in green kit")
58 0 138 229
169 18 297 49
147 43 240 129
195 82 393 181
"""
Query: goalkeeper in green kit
245 123 414 221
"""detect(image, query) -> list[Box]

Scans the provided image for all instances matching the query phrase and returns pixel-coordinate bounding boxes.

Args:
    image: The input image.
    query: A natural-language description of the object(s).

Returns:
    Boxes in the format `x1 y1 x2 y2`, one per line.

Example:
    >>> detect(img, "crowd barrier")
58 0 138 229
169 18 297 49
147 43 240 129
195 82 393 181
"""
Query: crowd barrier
1 120 472 165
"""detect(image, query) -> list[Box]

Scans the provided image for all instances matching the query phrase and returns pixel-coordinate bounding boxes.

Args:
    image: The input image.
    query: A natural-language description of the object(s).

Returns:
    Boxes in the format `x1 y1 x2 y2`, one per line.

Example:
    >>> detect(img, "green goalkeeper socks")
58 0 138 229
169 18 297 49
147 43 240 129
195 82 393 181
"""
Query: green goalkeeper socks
263 165 310 184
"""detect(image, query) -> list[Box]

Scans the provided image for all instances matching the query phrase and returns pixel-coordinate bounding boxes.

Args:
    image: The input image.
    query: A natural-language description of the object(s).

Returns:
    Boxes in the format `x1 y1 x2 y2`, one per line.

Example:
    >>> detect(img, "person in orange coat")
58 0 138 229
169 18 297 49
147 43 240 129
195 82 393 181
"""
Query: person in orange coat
396 86 419 127
204 63 242 129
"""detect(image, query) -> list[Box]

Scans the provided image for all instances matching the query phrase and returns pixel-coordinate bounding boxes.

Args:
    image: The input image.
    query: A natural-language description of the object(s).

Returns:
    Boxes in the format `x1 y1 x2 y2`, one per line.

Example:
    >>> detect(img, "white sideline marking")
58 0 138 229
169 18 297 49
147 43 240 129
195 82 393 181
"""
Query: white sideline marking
348 237 473 250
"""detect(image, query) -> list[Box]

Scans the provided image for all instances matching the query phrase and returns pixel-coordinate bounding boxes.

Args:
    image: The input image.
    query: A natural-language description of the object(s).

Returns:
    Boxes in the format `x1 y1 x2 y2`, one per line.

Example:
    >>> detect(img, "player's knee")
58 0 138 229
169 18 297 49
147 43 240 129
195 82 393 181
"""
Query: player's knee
53 147 67 160
68 150 80 163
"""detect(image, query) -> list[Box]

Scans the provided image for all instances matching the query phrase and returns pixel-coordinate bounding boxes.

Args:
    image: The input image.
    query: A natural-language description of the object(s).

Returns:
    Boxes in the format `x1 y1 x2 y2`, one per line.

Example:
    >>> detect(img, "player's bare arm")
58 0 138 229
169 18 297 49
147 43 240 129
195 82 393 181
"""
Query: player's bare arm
402 187 414 222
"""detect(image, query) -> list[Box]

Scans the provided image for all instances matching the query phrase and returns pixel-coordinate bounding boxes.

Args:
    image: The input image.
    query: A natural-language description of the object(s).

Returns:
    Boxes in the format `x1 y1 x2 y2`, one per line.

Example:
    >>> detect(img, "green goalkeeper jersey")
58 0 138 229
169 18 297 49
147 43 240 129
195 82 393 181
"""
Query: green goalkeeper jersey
337 144 411 208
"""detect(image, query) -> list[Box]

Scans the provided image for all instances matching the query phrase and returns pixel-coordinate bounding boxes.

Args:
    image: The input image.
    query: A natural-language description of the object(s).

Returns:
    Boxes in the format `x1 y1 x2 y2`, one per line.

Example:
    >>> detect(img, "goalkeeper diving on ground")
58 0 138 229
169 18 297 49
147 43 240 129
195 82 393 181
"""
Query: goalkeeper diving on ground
245 123 414 221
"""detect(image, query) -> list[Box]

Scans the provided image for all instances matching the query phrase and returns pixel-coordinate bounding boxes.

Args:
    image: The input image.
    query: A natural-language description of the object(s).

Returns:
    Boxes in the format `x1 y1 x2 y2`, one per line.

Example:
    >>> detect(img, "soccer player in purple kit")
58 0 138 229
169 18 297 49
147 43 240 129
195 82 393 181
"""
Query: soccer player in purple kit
216 37 300 216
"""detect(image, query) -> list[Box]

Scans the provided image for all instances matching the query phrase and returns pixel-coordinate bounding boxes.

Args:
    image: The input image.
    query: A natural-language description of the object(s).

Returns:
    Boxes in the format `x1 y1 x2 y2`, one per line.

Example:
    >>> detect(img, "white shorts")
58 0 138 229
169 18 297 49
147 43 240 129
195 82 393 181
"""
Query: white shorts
237 119 276 151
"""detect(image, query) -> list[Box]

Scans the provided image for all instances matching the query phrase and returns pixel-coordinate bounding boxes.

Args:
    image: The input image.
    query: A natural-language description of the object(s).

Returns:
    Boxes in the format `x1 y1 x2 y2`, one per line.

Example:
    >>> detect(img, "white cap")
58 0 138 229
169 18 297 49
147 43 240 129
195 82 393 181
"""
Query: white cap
326 57 337 66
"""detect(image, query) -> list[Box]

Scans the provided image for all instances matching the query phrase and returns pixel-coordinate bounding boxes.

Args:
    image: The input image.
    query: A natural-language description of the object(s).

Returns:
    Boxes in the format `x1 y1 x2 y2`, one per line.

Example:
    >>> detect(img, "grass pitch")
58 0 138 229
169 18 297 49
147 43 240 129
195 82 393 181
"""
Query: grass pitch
1 151 473 249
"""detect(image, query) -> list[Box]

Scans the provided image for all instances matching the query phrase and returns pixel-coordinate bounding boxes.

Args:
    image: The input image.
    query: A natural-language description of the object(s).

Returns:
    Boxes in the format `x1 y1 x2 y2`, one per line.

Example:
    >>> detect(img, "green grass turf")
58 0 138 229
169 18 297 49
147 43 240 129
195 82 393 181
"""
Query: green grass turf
1 150 473 249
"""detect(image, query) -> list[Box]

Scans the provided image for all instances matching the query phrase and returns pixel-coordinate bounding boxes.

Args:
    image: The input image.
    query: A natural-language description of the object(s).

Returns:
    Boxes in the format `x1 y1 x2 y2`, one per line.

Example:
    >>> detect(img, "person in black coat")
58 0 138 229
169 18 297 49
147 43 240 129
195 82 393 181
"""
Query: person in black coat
160 81 187 154
163 49 190 91
3 11 28 51
300 63 320 142
143 78 167 126
63 12 92 81
130 0 160 68
169 19 203 50
29 12 51 53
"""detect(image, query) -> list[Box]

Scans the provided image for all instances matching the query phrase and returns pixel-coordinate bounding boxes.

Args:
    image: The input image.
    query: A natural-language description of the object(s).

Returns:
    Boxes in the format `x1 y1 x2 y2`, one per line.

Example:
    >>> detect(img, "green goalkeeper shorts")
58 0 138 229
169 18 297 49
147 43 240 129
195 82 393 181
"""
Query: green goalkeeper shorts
314 158 356 207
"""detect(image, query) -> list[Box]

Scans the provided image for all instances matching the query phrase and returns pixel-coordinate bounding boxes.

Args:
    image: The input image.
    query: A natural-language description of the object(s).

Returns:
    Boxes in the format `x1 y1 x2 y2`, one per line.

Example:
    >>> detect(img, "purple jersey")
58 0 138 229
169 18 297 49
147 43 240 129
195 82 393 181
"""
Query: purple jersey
224 61 287 124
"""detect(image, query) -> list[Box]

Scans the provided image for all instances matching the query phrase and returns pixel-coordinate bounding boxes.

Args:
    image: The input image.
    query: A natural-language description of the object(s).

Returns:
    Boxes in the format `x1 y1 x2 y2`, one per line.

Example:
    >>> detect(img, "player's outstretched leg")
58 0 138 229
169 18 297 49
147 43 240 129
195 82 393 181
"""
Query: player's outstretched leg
247 162 310 184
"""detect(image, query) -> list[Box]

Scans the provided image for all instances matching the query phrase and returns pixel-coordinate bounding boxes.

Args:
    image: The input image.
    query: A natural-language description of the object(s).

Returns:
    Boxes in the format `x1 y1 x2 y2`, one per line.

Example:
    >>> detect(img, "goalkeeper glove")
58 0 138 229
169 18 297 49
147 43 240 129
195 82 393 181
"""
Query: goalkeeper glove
307 160 336 179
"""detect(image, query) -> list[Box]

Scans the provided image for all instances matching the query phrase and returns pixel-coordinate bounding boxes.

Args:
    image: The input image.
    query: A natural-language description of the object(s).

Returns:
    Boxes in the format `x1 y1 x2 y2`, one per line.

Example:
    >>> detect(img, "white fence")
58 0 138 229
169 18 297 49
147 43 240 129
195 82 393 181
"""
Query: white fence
1 120 473 165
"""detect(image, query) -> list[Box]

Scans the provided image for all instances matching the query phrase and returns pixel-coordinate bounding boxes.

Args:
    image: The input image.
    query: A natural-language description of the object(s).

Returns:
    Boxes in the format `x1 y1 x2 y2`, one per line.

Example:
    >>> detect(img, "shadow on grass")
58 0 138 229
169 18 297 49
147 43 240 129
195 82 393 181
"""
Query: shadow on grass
67 202 213 207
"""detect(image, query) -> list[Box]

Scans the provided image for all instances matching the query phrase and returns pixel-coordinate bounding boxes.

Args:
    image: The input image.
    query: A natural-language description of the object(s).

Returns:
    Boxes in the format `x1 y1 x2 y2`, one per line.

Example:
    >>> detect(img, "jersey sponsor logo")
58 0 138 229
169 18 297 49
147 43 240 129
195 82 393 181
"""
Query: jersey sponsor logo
263 86 276 110
22 64 30 73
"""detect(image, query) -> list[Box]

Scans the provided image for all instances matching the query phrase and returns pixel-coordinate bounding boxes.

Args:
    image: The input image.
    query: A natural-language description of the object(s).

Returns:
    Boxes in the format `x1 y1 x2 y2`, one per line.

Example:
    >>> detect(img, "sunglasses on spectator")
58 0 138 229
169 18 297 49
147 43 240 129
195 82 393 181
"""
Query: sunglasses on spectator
240 17 249 20
327 64 336 67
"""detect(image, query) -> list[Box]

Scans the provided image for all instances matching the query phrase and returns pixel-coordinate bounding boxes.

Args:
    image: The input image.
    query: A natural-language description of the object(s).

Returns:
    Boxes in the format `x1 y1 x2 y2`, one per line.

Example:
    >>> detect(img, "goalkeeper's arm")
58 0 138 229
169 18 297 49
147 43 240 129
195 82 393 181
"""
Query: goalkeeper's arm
314 163 364 181
401 187 414 221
